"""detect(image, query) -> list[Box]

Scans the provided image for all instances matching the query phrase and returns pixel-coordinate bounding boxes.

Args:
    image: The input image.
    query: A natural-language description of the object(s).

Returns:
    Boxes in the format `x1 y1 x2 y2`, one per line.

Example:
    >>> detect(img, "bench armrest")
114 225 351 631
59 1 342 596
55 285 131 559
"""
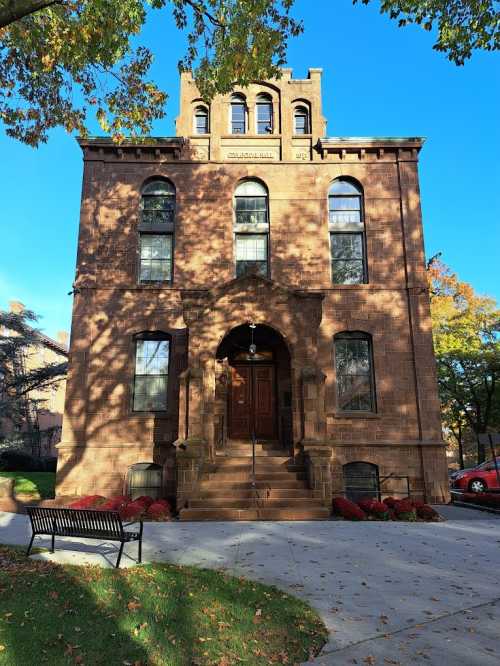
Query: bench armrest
123 520 143 527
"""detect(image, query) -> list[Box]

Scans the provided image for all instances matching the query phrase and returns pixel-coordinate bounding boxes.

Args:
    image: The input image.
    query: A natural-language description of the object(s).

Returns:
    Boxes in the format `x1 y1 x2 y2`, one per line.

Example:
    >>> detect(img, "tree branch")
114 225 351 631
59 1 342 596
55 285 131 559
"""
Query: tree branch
0 0 65 29
182 0 225 29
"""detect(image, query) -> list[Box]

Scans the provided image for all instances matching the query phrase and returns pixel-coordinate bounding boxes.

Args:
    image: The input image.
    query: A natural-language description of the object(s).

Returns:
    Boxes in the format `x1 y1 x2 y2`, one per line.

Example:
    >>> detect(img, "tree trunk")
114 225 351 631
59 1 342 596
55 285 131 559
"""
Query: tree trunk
477 434 486 464
457 421 465 469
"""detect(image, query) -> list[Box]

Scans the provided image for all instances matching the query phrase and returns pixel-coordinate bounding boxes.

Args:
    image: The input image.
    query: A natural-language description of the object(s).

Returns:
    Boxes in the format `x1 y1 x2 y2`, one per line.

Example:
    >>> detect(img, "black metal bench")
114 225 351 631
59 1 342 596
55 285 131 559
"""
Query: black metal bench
26 506 143 568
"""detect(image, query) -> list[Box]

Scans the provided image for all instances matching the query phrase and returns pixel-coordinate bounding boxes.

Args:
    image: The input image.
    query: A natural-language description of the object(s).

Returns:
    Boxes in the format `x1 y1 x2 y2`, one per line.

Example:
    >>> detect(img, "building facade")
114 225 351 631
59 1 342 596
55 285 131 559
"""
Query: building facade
1 301 68 457
57 68 449 517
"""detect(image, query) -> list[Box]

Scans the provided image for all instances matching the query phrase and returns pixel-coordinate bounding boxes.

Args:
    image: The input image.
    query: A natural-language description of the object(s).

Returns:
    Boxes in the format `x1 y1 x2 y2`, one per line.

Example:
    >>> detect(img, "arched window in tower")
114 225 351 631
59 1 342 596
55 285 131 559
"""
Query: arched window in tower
328 178 367 284
230 94 246 134
139 179 175 283
294 105 309 134
234 179 269 277
194 105 209 134
334 331 375 412
256 93 273 134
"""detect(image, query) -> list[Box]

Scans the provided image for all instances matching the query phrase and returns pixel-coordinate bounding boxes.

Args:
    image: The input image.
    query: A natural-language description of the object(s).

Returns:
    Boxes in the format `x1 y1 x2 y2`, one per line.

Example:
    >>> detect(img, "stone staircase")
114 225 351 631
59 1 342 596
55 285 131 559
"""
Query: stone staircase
179 440 330 521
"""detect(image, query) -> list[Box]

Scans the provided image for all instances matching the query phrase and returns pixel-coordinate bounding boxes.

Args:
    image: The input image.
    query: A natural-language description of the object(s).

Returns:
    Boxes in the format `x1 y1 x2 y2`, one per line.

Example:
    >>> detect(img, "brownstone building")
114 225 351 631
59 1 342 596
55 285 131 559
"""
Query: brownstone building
57 68 449 518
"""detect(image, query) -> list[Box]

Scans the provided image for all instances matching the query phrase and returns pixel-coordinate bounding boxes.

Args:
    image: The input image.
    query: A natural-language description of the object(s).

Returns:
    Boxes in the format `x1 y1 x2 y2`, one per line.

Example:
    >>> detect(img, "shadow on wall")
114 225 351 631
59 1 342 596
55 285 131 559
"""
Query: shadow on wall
56 152 439 498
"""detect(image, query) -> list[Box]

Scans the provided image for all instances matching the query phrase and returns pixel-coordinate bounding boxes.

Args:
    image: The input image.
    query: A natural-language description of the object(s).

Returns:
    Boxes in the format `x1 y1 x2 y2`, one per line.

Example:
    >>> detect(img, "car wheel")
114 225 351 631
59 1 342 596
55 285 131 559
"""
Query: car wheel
469 479 487 493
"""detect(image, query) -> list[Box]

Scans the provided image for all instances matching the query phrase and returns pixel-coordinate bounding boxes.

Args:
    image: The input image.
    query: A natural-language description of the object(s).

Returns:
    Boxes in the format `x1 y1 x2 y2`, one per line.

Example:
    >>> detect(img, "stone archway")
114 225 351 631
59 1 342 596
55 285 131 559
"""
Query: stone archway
215 323 293 451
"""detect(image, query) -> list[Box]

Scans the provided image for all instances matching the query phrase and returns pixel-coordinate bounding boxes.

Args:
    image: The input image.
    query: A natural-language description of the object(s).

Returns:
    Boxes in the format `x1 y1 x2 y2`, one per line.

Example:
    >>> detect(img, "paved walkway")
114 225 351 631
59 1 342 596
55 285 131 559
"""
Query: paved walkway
1 505 500 665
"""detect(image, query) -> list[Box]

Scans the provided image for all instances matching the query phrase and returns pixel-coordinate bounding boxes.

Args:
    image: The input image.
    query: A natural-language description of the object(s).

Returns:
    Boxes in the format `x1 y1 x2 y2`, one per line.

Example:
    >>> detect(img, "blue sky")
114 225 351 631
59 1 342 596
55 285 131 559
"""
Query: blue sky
0 0 499 339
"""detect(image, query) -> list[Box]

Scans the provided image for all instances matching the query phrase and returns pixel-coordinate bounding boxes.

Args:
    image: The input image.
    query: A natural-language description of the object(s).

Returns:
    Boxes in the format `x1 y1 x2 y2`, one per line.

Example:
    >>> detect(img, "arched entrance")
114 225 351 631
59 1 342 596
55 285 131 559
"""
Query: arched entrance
216 323 292 449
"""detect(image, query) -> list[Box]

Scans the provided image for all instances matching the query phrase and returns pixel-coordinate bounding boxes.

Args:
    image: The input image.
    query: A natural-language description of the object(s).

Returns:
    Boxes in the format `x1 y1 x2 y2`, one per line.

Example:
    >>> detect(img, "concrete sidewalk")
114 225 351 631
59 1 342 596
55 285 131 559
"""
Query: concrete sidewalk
1 505 499 665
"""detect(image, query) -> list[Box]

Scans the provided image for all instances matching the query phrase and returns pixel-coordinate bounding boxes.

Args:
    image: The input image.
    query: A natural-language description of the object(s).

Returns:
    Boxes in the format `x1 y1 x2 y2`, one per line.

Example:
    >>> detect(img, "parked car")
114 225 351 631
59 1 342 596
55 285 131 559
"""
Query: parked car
451 457 500 493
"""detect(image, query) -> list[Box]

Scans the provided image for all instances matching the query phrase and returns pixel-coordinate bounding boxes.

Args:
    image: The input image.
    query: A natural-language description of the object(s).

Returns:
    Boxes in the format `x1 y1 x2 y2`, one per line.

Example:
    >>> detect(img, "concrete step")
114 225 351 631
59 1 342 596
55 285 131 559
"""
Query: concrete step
210 457 299 468
198 487 313 499
217 449 289 458
199 479 309 490
204 471 307 482
180 506 331 521
189 497 319 509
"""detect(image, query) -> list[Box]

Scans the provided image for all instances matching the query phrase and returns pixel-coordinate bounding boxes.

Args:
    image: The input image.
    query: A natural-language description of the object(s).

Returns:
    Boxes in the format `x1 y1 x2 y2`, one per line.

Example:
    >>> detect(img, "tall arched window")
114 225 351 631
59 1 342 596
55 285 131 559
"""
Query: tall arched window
234 180 269 277
139 179 175 283
194 105 209 134
256 93 273 134
294 106 309 134
231 94 246 134
133 332 170 411
334 332 375 412
328 179 366 284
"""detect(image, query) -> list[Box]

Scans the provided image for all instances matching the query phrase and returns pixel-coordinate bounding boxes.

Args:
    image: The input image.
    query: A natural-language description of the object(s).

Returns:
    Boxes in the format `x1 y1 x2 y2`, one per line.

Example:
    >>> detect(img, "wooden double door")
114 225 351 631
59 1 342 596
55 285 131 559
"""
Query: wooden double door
229 363 276 440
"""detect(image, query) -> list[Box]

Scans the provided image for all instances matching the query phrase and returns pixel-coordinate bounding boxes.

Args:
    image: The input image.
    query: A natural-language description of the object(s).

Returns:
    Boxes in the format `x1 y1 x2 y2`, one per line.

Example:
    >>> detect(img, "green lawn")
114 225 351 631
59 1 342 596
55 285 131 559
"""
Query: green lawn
0 472 55 498
0 545 327 665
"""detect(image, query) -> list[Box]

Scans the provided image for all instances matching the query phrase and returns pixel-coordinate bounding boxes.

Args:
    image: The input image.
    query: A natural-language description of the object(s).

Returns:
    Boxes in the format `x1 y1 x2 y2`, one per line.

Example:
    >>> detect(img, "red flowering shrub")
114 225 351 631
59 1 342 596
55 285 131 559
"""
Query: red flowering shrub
383 497 399 509
357 498 376 513
146 501 171 521
134 495 155 509
393 499 417 521
412 499 426 510
119 500 146 522
97 495 129 511
332 497 366 520
68 495 105 509
369 501 391 520
417 504 439 520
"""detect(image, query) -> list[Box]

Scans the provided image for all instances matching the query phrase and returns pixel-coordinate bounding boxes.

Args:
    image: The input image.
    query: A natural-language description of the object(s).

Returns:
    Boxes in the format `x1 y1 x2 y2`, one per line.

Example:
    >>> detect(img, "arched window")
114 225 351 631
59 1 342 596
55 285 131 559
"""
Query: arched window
194 105 209 134
231 94 246 134
328 179 366 284
294 106 309 134
234 180 269 277
139 180 175 283
133 332 170 411
141 179 175 225
334 332 375 412
256 93 273 134
343 462 380 502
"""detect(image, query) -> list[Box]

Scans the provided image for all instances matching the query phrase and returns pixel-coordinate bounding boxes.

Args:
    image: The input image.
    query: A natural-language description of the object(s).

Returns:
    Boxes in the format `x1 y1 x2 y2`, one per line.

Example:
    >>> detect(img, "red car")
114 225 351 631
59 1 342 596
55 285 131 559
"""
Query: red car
451 457 500 493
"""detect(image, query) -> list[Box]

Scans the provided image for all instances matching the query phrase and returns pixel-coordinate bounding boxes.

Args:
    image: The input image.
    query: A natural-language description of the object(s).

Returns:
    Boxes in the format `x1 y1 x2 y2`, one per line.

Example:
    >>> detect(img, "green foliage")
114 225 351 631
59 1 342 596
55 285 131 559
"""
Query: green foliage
0 308 67 434
0 0 302 146
0 471 55 497
356 1 500 64
0 545 327 664
428 258 500 463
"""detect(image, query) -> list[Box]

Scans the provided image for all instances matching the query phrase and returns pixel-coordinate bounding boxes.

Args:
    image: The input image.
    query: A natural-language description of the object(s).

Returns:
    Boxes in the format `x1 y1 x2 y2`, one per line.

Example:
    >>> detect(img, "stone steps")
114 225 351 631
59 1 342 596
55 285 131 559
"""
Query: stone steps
179 442 328 522
180 506 330 521
198 487 313 499
189 497 319 509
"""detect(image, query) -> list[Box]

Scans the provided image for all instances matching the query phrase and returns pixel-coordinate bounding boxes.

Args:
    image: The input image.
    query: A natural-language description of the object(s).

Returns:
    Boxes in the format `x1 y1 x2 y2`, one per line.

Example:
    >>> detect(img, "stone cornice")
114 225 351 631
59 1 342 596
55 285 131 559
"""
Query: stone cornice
316 136 424 162
77 136 185 162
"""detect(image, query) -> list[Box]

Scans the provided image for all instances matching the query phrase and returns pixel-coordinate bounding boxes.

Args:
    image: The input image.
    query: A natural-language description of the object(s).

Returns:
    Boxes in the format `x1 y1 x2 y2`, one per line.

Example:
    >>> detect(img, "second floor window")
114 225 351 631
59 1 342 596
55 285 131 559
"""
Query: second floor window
329 179 367 284
231 94 246 134
256 94 273 134
234 179 269 277
139 179 175 284
139 234 172 282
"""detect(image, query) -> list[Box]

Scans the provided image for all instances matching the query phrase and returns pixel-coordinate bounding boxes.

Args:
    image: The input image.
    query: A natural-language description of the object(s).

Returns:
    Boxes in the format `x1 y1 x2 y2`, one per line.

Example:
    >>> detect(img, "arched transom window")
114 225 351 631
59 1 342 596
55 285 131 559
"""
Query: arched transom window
234 180 269 277
329 179 367 284
141 180 175 225
256 93 273 134
231 94 246 134
334 332 375 412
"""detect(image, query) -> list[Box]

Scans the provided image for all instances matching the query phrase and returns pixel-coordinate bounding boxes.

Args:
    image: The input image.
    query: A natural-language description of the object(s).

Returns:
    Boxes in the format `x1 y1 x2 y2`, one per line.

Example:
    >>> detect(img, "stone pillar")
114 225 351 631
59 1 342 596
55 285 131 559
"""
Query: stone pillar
304 447 332 506
300 366 326 443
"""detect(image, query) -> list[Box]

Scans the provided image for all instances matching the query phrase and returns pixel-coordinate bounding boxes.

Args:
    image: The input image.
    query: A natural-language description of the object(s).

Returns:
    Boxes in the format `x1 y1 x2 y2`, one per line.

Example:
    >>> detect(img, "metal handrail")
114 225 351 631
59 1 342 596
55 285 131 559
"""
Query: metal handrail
251 431 256 485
